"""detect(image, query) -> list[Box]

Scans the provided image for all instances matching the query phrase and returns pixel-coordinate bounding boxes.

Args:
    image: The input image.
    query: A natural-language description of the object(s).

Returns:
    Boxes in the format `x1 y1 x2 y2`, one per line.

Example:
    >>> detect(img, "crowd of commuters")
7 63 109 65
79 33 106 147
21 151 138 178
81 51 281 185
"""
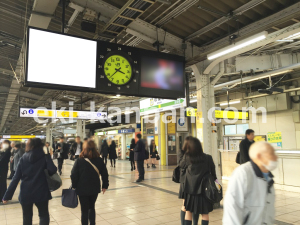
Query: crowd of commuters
0 129 278 225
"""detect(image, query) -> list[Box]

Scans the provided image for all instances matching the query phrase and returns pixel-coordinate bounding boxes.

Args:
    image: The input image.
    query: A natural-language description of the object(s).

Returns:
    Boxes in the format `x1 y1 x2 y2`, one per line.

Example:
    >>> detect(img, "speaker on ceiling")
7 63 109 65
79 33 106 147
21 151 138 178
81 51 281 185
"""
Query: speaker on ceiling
81 20 96 33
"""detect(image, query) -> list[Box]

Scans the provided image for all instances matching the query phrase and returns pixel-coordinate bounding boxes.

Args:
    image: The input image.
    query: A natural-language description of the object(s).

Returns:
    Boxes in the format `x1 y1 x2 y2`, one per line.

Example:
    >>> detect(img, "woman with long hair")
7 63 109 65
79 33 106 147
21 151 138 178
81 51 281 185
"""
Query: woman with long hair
2 138 57 225
178 137 217 225
108 140 117 167
129 138 136 171
71 140 109 225
149 140 158 168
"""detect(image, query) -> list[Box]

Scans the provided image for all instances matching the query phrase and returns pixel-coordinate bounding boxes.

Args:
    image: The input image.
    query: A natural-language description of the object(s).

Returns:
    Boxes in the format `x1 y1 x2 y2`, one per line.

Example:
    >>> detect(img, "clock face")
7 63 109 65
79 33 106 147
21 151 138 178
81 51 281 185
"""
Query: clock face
103 55 132 85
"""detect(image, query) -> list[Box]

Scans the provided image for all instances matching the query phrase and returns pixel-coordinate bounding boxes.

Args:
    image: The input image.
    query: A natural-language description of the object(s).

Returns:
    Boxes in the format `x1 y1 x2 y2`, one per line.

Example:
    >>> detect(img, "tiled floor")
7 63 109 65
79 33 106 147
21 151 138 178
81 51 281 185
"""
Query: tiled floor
1 160 300 225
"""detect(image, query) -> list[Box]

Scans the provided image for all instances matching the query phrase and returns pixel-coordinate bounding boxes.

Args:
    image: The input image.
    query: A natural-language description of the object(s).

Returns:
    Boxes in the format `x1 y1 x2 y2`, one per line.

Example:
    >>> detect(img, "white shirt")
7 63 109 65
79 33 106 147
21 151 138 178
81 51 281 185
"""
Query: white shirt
75 144 81 155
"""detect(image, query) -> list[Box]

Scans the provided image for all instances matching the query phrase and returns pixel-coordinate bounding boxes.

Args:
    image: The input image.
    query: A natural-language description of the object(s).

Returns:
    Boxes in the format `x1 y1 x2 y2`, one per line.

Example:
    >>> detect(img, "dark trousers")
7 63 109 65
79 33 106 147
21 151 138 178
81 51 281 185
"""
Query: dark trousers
136 160 144 180
57 158 64 172
75 155 79 160
130 160 135 169
110 159 116 166
79 194 98 225
103 156 107 165
21 200 49 225
0 175 7 201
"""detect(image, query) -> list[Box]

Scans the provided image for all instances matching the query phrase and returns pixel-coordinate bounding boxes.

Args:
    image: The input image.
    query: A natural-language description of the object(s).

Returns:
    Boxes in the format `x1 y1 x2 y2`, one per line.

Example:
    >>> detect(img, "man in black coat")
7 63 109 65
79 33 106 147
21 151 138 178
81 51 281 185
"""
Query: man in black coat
239 129 255 164
56 137 69 175
70 136 83 160
134 134 145 182
0 140 11 201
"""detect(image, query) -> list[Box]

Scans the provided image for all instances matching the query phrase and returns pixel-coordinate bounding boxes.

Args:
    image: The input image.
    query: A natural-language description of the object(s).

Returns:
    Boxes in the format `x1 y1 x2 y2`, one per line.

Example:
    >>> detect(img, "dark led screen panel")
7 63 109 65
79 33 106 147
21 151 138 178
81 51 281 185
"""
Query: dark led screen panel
141 57 184 91
26 27 97 88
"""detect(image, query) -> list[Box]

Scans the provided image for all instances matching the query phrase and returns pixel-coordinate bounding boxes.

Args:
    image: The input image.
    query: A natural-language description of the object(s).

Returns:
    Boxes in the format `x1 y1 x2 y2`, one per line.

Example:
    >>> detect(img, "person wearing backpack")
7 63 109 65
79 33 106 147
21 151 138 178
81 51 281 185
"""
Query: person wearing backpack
178 137 217 225
71 140 109 225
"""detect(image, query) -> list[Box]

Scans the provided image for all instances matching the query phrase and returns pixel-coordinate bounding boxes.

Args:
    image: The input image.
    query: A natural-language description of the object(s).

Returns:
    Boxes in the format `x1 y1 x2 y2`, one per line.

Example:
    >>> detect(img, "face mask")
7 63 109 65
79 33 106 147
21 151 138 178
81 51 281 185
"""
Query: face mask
2 144 9 149
263 160 277 171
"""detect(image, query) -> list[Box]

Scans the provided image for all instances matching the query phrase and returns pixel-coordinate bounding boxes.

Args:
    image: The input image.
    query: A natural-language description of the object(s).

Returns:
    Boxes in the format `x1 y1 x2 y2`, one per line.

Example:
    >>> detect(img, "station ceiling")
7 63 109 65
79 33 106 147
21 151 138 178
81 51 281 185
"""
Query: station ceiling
1 0 300 134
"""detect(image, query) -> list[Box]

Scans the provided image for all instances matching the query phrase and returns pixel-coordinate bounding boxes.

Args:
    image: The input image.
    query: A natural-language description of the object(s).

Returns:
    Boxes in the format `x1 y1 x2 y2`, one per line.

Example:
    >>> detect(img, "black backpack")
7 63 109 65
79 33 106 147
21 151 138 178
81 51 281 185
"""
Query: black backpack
201 155 223 204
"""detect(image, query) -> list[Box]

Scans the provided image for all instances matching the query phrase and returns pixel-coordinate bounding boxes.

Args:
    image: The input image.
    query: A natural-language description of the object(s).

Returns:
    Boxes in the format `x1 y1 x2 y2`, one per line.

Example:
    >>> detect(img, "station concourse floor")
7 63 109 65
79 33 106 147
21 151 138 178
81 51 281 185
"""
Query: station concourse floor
1 160 300 225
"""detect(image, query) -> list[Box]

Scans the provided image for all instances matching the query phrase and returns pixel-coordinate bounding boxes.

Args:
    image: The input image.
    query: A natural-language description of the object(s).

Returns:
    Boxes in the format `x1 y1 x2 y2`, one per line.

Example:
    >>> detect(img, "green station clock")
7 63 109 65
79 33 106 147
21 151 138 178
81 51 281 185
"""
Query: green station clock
103 55 132 85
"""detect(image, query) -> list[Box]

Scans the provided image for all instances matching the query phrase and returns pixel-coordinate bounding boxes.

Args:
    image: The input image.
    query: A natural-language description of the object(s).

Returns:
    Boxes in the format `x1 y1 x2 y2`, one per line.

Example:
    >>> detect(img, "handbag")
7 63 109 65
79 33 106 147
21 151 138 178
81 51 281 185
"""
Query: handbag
44 169 62 192
172 166 180 183
62 187 78 208
156 155 160 160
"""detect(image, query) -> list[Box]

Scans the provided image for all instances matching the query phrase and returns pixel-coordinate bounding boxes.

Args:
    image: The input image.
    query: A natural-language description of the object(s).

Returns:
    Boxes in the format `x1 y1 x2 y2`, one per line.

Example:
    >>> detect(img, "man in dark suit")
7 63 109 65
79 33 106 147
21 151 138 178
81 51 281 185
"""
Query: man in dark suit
70 136 83 160
56 137 69 175
239 129 255 164
134 134 146 182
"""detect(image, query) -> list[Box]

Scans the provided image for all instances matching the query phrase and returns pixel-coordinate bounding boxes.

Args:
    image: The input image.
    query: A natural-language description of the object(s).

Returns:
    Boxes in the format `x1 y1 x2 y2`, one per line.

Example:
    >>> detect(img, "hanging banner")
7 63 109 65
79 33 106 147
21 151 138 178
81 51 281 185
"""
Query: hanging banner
140 98 186 115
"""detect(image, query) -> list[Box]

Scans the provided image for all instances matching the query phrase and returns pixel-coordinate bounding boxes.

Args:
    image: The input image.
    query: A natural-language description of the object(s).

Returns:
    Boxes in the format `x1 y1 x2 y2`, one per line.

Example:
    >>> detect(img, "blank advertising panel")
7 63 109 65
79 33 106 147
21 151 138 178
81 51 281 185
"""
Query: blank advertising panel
26 27 97 88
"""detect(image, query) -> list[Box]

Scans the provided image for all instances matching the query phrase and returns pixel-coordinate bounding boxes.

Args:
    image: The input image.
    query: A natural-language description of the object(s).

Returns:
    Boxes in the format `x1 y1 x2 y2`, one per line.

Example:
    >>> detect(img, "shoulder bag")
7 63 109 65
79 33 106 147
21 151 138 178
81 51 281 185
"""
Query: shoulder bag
156 154 160 160
236 152 241 164
44 157 62 192
201 155 223 204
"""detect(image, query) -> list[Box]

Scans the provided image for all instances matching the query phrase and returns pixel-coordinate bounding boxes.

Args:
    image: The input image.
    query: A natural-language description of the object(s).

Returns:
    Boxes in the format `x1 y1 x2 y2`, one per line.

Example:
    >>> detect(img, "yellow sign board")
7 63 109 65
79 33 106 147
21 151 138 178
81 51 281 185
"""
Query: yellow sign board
37 110 54 117
167 116 176 133
186 108 248 120
254 135 266 142
57 111 78 118
9 135 35 139
267 132 282 143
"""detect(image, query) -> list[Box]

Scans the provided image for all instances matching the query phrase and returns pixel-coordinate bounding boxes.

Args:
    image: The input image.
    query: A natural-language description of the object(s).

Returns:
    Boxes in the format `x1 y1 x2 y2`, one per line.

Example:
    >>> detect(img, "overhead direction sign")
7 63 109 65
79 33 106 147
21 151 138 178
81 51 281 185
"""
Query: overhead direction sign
19 108 107 120
186 108 249 120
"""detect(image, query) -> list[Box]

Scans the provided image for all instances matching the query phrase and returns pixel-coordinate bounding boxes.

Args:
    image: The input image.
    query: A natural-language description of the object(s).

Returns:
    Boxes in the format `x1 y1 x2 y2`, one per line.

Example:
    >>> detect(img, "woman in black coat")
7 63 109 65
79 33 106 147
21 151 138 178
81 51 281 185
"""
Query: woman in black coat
178 137 217 225
2 138 57 225
100 140 109 165
71 140 109 225
149 140 158 168
0 140 11 201
108 140 117 167
129 139 136 171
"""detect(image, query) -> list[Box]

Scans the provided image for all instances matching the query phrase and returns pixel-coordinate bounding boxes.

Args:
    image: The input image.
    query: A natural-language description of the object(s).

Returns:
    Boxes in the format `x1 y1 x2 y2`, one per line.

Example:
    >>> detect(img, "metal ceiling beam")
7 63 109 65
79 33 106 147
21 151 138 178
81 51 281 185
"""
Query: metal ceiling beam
0 0 60 133
203 22 300 74
185 0 266 41
186 1 300 66
0 86 41 100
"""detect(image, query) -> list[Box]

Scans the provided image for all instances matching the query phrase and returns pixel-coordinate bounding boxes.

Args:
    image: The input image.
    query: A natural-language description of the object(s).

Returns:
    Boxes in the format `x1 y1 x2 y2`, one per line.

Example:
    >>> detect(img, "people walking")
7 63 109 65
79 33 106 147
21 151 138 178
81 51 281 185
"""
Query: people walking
134 134 145 182
56 137 69 176
178 137 217 225
70 136 83 160
129 139 136 171
0 140 11 202
149 140 158 168
108 140 117 167
43 142 53 156
144 139 150 168
2 138 57 225
71 140 109 225
239 129 255 164
7 141 16 179
13 143 25 173
100 139 109 166
223 142 277 224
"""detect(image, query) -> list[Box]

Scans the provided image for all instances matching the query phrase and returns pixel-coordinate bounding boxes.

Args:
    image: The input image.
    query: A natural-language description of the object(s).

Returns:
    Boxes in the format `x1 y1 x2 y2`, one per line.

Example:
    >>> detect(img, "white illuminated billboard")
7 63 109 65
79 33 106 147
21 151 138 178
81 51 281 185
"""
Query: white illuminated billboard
27 28 97 88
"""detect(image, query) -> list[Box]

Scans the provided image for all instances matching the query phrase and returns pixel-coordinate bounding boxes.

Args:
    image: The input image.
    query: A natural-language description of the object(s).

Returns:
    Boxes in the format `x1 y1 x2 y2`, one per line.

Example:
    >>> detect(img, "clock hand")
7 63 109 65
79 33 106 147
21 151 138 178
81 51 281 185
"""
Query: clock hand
110 68 121 77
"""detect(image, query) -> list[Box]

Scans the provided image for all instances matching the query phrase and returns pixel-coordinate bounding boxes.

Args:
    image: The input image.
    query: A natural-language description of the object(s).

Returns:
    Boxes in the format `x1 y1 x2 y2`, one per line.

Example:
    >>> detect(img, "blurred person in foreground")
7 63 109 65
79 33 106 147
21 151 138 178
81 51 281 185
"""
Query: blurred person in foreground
0 140 11 201
71 140 109 225
2 138 57 225
223 142 277 225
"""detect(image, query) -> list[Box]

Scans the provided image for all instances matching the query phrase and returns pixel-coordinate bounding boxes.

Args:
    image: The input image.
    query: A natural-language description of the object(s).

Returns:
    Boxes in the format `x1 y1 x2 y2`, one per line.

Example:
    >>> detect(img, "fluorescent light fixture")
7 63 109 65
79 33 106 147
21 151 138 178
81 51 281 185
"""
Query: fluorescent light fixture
245 70 293 83
124 111 134 114
116 94 121 97
43 124 46 126
220 100 241 106
276 39 294 42
284 32 300 40
190 99 197 103
207 31 268 60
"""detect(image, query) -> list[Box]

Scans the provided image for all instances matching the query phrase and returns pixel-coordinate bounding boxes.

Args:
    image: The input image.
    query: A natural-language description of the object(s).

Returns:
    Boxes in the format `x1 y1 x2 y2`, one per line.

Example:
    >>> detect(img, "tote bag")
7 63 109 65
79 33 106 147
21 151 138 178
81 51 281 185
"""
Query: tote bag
62 187 78 208
44 169 62 192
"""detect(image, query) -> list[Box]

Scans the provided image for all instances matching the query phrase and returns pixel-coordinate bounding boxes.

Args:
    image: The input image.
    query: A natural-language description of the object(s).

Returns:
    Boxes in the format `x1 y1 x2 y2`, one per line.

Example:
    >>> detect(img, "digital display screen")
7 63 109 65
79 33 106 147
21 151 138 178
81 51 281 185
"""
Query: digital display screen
26 28 97 88
140 57 184 91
